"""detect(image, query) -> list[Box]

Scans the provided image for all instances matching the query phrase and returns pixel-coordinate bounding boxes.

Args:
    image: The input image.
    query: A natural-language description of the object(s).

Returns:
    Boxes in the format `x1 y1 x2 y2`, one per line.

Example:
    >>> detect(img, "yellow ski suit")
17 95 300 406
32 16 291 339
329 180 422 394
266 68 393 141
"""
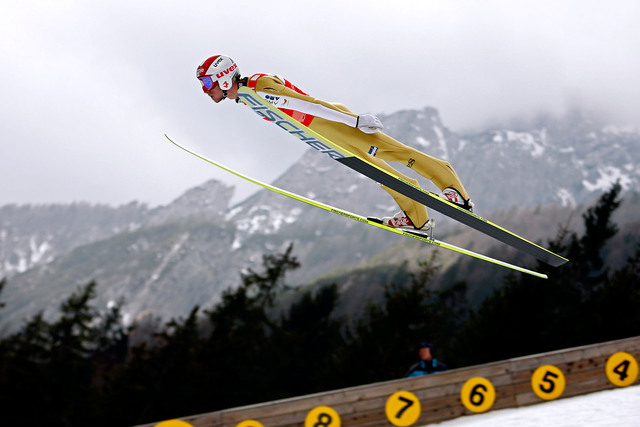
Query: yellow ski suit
246 74 469 229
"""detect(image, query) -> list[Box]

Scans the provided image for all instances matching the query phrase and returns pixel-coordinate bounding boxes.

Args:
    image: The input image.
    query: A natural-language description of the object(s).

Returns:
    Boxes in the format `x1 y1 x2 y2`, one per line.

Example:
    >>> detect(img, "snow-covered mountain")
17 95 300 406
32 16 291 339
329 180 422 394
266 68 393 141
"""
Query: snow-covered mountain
1 108 639 331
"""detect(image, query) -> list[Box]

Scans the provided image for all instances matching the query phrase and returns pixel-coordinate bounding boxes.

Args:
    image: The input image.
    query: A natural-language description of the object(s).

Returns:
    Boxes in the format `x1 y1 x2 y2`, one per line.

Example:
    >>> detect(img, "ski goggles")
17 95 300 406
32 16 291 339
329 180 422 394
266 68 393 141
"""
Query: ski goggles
199 76 217 91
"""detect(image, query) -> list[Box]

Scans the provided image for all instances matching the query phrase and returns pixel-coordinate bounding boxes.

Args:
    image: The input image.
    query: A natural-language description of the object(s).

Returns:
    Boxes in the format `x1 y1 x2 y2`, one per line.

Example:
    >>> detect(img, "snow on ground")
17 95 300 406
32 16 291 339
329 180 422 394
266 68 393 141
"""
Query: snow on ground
429 385 640 427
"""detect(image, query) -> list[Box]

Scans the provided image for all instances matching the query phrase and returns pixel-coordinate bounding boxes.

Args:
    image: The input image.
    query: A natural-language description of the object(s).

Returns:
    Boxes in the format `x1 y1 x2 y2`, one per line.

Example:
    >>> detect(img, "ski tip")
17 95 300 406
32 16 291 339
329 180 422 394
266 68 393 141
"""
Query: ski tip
547 255 570 267
165 134 183 149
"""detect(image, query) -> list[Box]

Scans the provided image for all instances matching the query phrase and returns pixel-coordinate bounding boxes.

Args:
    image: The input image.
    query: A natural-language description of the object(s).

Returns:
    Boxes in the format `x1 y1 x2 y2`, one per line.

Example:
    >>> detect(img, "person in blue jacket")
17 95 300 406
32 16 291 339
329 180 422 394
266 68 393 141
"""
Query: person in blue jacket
406 342 447 377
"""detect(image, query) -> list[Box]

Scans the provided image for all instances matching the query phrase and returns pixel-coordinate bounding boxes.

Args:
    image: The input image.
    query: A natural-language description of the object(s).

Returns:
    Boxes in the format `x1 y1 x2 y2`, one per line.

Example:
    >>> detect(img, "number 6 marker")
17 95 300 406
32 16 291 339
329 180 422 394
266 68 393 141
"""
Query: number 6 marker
460 377 496 413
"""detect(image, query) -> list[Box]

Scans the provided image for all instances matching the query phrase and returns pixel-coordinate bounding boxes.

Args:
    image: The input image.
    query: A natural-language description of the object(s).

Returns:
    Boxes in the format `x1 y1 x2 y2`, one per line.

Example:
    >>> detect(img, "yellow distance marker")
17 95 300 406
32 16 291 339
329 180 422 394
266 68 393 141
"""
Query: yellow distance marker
236 421 265 427
531 365 566 400
305 405 341 427
460 377 496 413
385 390 422 426
154 421 193 427
606 351 639 387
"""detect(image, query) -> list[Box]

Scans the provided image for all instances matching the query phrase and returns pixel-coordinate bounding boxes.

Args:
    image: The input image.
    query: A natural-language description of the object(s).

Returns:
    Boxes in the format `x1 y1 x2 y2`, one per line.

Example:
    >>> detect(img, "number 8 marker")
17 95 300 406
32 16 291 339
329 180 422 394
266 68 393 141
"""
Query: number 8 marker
305 406 341 427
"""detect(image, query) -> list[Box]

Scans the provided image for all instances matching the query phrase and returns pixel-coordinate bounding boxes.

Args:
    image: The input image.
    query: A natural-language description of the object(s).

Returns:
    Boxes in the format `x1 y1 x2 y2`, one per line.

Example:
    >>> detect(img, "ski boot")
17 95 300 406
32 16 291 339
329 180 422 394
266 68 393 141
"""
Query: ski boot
440 187 474 212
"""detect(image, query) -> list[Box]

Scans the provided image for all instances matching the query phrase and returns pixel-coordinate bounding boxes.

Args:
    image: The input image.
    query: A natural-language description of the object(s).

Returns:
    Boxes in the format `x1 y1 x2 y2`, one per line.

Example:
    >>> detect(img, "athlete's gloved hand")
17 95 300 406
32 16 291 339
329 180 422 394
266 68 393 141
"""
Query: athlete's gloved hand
356 114 383 134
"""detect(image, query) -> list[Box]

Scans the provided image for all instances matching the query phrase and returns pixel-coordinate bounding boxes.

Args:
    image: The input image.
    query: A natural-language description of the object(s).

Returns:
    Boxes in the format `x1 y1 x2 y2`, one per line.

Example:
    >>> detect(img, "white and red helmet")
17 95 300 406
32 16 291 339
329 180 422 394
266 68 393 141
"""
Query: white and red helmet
196 55 240 92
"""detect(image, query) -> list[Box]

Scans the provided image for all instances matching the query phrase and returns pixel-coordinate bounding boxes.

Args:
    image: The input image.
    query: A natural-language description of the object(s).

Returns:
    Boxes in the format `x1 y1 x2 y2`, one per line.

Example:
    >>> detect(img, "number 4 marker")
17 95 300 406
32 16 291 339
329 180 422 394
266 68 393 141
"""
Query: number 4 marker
606 352 639 387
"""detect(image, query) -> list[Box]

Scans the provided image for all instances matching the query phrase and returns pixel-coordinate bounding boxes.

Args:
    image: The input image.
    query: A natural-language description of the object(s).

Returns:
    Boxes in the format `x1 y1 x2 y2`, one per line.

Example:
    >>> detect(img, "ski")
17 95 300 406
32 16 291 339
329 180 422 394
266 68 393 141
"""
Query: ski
236 87 568 268
166 135 548 279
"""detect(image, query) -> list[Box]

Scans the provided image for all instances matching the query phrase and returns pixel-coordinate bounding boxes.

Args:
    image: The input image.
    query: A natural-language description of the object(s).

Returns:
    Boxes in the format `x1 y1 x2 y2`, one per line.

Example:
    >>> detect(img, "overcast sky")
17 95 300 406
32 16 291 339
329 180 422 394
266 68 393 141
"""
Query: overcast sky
2 0 639 208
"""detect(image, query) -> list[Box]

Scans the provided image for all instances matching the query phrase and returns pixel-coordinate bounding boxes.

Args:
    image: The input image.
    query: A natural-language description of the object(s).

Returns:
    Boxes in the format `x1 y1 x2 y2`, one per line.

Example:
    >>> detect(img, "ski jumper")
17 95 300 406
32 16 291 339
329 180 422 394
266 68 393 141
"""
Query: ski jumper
246 74 469 229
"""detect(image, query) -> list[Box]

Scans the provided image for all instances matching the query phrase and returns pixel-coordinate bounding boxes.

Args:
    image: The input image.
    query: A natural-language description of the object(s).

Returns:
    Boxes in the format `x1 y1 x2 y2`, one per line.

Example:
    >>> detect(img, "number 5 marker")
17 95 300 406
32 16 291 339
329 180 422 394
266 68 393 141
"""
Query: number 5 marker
531 365 566 400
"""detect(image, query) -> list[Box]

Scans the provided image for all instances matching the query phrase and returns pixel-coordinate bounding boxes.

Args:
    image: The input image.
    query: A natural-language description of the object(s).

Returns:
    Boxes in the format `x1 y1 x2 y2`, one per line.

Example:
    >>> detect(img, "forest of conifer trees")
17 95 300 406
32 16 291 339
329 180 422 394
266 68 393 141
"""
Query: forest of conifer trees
1 183 638 426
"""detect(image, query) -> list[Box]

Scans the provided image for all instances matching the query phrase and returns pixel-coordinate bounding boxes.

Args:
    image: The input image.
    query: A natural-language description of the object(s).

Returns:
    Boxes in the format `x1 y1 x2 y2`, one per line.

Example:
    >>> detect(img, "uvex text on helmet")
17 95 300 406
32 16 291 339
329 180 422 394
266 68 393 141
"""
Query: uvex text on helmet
196 55 239 91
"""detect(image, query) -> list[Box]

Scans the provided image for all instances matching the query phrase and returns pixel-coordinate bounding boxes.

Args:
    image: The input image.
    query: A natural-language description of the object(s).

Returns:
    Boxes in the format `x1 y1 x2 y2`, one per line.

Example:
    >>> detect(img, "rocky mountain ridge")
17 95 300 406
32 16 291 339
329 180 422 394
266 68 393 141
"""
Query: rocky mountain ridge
1 107 639 331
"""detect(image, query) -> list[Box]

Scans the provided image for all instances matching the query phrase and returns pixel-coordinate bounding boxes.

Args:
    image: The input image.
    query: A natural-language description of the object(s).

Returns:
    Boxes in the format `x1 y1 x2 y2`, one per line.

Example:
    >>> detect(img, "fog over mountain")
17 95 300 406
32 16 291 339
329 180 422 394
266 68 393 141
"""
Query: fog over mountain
1 107 639 331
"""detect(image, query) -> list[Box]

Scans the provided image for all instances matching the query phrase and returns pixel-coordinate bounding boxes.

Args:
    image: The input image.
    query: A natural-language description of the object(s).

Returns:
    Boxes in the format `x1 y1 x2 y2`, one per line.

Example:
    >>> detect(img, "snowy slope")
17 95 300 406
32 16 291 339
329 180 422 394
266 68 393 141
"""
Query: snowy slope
430 385 640 427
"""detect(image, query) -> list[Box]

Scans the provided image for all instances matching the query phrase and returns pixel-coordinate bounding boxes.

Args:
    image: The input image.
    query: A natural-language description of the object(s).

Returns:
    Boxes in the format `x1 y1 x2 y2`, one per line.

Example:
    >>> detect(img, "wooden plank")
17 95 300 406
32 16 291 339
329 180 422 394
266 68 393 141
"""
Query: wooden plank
420 394 462 413
338 406 390 426
414 382 462 401
418 361 513 384
511 355 607 385
217 383 391 421
418 405 468 426
508 336 640 372
515 390 544 407
135 336 640 427
565 378 614 400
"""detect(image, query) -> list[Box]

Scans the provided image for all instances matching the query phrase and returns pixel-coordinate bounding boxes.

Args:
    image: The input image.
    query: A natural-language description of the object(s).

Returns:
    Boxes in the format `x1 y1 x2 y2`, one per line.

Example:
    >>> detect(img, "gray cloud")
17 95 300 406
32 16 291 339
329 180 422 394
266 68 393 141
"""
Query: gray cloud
1 0 639 207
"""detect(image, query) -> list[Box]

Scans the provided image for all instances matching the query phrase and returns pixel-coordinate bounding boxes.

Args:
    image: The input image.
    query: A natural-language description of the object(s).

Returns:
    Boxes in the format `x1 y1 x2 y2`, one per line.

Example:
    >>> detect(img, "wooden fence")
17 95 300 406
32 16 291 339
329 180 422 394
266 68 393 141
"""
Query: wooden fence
139 335 640 427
